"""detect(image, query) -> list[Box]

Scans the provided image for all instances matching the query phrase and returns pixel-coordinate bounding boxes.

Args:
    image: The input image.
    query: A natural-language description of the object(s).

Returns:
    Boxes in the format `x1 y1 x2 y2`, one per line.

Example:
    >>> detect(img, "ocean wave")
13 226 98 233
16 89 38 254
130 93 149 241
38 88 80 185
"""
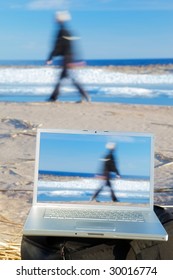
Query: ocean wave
38 178 150 192
0 84 172 99
0 67 173 101
37 178 149 203
0 67 173 84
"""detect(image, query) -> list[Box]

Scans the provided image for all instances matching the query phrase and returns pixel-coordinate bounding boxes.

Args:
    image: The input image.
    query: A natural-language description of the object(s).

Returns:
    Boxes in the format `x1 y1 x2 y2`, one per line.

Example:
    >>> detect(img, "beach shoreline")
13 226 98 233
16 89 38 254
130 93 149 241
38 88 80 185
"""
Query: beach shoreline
0 101 173 251
0 63 173 74
1 62 173 105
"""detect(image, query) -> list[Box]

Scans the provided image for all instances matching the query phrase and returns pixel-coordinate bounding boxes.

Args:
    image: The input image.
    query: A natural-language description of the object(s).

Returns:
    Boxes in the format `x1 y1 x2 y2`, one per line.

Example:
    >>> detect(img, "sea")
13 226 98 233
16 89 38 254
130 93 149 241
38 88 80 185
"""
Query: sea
37 177 150 205
38 170 150 204
0 58 173 105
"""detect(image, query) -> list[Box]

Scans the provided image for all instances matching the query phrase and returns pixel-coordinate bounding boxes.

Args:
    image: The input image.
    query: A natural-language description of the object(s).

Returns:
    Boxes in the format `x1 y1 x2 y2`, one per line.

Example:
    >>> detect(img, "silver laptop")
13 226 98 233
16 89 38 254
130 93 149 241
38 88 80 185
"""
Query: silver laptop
23 129 168 241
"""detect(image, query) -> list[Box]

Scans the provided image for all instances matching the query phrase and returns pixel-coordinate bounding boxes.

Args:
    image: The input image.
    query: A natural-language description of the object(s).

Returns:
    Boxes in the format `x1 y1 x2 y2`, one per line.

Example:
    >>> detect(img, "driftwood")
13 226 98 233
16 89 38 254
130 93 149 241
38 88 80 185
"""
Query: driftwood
0 241 21 260
0 214 22 260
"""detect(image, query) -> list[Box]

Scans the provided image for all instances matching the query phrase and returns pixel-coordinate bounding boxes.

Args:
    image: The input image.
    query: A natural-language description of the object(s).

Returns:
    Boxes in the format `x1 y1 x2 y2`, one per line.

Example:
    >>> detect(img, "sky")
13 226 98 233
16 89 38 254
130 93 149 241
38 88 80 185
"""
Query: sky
39 132 151 177
0 0 173 60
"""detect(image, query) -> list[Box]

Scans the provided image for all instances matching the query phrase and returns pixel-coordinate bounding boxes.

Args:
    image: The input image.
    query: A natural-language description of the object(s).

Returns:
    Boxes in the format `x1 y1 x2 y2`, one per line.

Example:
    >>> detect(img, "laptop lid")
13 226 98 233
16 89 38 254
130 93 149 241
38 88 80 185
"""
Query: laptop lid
33 129 154 211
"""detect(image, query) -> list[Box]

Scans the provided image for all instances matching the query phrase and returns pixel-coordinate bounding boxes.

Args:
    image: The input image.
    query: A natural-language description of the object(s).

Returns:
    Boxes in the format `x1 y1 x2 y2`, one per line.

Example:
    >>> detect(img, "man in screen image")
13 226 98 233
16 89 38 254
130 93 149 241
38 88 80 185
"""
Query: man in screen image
91 142 121 202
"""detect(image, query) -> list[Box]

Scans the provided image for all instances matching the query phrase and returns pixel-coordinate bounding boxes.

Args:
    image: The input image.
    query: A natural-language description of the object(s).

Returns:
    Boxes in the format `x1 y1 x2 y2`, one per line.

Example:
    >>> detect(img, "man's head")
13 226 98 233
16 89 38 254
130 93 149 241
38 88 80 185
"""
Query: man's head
55 11 71 23
106 142 116 150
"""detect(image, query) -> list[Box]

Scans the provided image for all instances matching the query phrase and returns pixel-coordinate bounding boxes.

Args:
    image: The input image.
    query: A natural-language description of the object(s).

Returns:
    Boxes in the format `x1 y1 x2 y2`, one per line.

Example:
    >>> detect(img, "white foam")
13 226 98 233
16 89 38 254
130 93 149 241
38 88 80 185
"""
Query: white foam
1 67 173 84
38 178 149 192
0 66 173 98
38 178 150 202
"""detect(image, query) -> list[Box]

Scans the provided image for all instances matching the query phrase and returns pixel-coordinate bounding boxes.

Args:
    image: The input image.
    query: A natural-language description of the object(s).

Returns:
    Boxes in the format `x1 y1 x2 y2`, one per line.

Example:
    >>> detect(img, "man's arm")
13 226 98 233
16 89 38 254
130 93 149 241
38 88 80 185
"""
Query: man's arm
46 29 63 63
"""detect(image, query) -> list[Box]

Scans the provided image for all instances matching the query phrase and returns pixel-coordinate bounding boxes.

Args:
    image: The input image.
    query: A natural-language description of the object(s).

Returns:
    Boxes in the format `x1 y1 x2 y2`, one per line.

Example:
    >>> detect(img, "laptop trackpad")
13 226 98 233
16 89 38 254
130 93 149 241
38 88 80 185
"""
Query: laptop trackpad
76 221 116 232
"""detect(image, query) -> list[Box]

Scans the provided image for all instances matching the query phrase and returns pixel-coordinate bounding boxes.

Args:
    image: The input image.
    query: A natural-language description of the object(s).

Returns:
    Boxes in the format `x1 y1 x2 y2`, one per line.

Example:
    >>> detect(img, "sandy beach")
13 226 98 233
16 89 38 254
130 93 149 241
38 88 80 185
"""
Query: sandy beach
0 101 173 258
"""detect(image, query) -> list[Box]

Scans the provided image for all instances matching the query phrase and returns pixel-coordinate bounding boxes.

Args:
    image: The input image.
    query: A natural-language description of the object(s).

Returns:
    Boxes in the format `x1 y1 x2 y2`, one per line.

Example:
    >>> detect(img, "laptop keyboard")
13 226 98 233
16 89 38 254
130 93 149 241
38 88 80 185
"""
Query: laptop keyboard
44 208 145 222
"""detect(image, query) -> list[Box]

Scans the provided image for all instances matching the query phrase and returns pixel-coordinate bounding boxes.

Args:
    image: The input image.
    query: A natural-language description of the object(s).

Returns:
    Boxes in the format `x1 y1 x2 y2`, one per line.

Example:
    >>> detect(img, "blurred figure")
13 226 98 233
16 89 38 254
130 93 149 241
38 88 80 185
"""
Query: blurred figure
46 11 91 102
91 142 120 202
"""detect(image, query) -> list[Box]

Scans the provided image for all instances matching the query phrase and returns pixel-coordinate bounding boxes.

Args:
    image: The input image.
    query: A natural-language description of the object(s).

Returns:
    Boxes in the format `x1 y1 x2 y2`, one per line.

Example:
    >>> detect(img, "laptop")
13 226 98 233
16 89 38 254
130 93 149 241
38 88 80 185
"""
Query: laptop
23 129 168 241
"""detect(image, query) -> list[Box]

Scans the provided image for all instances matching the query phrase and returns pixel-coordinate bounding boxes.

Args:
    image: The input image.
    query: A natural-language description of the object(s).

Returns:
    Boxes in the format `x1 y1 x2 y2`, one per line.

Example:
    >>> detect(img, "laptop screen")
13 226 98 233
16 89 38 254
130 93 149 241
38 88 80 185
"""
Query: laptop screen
35 130 153 209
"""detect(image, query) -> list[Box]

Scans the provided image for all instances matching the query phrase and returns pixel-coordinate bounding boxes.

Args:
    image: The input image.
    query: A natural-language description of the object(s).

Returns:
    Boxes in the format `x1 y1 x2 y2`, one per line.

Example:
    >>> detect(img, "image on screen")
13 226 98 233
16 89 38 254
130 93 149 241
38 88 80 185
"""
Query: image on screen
37 131 152 207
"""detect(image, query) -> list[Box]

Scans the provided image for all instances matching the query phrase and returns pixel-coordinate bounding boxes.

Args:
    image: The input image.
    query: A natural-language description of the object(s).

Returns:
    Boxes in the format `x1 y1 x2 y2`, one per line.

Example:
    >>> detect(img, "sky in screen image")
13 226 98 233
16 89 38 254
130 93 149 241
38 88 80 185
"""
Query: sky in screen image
38 132 152 178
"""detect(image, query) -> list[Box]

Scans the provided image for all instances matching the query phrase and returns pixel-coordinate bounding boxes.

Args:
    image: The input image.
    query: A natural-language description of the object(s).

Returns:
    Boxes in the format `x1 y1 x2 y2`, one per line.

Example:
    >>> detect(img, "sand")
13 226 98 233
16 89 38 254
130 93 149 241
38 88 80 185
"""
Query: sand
0 101 173 253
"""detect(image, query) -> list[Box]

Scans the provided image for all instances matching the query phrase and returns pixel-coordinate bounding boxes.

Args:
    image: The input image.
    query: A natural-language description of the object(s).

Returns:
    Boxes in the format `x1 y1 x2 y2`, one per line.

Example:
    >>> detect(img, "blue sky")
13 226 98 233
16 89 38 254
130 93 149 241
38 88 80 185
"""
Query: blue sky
39 132 151 177
0 0 173 60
